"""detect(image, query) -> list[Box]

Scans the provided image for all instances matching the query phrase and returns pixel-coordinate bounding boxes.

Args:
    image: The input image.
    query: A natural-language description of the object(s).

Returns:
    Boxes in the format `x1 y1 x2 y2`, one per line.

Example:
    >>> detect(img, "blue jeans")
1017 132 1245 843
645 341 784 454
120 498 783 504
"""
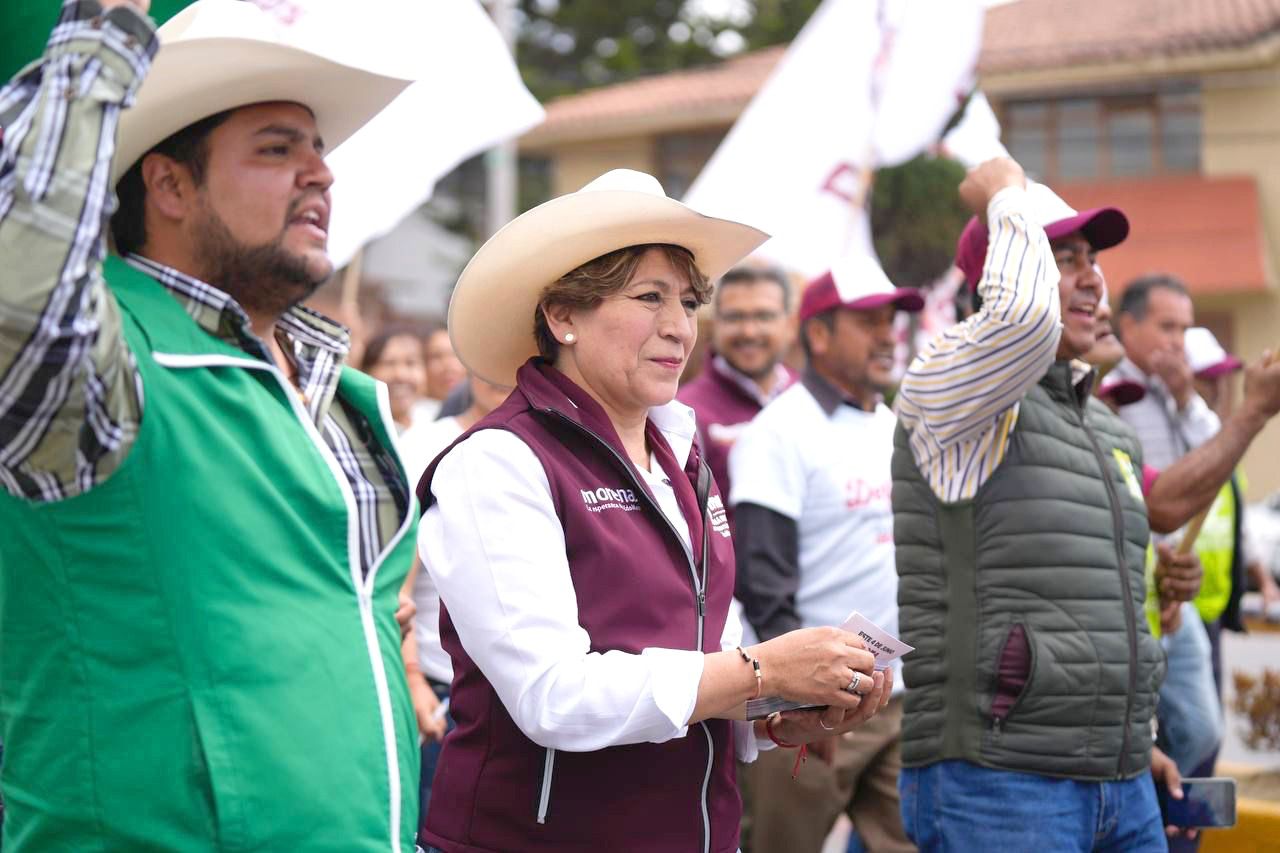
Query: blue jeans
1158 602 1223 774
899 760 1166 852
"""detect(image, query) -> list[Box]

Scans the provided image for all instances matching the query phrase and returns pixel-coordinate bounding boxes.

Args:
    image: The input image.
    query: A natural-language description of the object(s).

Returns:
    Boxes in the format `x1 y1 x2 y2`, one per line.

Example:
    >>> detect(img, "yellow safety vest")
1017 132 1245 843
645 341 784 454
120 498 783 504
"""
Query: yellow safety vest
1192 477 1239 624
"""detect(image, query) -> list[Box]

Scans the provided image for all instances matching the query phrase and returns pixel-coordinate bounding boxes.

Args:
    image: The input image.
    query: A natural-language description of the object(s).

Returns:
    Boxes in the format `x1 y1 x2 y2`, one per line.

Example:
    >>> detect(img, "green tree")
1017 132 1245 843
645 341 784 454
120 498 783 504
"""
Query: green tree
518 0 721 101
870 155 970 289
740 0 823 51
515 0 823 103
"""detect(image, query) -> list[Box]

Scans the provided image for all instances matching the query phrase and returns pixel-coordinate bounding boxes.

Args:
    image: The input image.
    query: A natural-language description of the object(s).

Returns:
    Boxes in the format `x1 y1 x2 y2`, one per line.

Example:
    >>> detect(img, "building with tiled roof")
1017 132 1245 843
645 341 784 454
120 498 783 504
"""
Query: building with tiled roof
519 0 1280 498
979 0 1280 77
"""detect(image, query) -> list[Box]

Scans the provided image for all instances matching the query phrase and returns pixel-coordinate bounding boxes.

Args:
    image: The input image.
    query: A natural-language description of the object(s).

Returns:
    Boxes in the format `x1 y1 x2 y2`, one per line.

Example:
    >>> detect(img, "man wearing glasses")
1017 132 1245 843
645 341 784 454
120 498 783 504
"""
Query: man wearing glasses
678 266 796 534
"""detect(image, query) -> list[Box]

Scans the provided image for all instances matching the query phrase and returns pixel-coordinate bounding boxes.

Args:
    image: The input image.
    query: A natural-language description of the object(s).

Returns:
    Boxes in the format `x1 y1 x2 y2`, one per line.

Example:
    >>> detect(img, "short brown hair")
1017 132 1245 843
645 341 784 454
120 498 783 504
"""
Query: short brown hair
533 244 711 362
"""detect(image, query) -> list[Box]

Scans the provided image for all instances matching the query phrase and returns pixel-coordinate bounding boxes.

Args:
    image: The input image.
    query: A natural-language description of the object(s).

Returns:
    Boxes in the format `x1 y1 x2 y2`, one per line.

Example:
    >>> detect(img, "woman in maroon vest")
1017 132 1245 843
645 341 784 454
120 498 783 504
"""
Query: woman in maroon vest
415 170 891 853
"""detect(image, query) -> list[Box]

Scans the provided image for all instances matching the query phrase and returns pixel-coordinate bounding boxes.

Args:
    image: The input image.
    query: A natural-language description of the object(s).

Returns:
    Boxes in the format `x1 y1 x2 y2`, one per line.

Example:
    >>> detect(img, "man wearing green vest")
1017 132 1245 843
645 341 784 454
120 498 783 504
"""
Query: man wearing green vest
893 162 1193 850
0 1 422 850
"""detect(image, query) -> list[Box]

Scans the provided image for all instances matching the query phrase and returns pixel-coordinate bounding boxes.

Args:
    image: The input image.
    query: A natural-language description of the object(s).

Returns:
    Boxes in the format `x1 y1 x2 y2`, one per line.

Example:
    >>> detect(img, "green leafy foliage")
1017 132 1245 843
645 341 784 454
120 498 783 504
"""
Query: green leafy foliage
870 155 969 288
516 0 822 103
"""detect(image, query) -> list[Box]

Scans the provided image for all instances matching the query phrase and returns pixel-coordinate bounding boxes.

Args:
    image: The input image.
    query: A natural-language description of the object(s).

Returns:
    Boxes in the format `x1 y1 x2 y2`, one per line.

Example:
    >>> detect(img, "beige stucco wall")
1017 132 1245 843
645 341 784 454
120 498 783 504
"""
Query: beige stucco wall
1202 65 1280 500
546 136 655 197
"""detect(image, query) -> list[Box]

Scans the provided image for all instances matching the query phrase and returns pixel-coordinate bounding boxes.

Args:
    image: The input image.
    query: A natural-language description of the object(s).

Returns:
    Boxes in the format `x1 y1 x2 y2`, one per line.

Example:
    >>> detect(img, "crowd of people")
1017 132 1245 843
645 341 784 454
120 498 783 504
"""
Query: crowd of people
4 1 1280 852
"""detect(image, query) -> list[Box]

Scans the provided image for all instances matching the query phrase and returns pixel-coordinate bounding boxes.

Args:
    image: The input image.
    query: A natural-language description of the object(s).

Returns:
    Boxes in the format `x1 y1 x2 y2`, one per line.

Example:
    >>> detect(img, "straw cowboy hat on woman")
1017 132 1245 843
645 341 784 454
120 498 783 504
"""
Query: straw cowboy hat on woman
448 169 770 386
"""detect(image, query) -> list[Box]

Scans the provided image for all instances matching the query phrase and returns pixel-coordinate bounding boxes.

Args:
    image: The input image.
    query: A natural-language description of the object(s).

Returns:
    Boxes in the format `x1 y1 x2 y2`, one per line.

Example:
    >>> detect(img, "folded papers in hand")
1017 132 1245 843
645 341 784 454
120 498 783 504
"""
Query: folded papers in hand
744 611 914 720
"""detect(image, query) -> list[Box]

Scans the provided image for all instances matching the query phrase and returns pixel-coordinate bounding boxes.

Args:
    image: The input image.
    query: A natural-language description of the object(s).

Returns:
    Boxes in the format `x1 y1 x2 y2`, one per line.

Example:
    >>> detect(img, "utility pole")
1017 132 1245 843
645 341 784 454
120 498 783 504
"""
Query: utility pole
486 0 518 238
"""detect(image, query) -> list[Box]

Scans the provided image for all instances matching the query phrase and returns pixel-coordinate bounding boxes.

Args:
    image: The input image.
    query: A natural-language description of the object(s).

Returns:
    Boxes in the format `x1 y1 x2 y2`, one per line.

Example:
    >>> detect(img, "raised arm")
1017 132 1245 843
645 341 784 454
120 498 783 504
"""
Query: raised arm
896 159 1061 450
894 159 1061 502
1146 353 1280 533
0 0 155 501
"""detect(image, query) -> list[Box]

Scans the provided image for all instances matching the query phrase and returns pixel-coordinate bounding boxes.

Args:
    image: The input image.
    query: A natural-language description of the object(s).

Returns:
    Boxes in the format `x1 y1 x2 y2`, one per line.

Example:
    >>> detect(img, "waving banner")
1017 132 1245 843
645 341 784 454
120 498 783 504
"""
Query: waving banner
684 0 983 279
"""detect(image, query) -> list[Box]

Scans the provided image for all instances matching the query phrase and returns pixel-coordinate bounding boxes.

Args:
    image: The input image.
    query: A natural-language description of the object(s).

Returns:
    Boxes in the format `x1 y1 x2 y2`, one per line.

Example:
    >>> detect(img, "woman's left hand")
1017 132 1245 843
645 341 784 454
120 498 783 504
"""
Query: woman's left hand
772 668 893 746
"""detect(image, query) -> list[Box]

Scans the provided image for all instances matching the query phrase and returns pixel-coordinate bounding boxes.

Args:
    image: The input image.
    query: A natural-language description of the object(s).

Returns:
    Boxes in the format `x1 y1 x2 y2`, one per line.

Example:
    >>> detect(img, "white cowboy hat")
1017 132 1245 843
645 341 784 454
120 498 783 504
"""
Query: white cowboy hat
449 169 770 386
111 0 411 187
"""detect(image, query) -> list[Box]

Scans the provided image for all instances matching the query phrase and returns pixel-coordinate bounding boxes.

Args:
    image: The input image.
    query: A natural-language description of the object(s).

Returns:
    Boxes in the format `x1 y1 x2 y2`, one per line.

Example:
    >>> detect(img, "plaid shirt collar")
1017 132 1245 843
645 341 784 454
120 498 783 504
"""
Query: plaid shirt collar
124 254 350 424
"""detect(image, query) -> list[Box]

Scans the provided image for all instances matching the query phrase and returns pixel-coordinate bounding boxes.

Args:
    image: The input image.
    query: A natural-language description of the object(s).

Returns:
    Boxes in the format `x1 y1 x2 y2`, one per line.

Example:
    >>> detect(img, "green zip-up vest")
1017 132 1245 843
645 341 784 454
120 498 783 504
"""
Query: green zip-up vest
0 258 419 851
892 362 1166 781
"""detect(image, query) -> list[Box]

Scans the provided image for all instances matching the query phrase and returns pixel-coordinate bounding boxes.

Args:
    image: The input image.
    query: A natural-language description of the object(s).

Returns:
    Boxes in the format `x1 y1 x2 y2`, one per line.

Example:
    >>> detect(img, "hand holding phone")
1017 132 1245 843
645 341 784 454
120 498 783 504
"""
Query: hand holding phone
1157 777 1237 829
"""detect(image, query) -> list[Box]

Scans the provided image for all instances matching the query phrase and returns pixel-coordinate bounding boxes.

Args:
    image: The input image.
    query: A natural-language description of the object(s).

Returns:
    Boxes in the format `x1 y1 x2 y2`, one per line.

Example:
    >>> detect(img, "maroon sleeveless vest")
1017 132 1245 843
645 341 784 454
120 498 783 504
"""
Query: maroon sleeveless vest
416 359 739 853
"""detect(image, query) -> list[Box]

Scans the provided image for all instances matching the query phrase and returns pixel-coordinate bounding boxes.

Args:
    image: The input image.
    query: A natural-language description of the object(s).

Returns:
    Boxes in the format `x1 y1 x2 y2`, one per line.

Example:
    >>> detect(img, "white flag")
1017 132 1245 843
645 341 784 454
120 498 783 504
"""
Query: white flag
940 91 1009 170
683 0 982 279
251 0 544 267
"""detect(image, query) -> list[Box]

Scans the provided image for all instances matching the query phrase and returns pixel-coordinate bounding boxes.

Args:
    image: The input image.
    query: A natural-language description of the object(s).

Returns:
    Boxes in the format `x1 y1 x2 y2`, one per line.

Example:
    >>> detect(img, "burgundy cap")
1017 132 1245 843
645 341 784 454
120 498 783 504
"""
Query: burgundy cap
1185 327 1244 380
954 191 1130 287
798 269 925 323
1196 358 1244 380
1097 377 1146 407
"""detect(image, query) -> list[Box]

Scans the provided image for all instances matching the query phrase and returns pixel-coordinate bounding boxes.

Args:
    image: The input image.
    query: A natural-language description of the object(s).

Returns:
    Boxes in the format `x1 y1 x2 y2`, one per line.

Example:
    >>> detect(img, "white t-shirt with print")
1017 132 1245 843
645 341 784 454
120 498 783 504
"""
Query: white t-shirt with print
729 382 902 690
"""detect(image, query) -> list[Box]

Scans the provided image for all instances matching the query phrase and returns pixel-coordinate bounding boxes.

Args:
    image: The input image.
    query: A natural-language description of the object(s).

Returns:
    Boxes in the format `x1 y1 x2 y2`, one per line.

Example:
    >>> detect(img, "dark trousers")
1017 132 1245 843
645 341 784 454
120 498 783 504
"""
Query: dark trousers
1168 618 1224 853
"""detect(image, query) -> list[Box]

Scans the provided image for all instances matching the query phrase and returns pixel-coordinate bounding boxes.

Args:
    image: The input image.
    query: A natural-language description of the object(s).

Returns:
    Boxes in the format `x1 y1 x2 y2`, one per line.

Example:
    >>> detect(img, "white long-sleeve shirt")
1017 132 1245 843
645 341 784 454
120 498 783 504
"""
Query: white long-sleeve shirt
417 400 766 760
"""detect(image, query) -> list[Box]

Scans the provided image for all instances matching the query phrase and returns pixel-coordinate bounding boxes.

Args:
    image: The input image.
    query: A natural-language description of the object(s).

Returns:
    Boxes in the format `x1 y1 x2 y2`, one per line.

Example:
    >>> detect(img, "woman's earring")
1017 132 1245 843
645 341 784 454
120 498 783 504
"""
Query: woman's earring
564 333 575 343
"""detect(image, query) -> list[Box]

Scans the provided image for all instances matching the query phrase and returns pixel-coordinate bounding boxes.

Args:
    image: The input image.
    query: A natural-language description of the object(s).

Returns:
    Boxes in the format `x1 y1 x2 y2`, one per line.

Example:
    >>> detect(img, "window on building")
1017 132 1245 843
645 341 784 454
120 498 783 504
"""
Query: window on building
1006 102 1048 178
655 129 728 200
1001 88 1200 182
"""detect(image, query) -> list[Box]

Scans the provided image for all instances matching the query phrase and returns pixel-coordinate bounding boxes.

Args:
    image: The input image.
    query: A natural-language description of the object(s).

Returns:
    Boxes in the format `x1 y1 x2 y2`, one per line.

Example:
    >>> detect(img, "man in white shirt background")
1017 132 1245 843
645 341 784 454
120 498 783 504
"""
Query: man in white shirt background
729 258 923 853
1112 276 1226 789
1112 275 1221 469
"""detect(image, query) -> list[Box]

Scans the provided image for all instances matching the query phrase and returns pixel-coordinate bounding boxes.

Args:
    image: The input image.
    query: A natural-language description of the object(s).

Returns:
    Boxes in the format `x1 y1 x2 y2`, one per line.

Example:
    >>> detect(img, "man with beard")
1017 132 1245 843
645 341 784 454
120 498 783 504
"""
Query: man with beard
0 1 421 849
678 266 796 533
728 258 922 853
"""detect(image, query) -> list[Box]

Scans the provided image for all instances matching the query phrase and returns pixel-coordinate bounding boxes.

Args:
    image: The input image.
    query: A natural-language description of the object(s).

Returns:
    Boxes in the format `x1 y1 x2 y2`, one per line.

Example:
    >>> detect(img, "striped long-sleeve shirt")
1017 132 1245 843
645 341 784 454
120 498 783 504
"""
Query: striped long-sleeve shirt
0 1 407 575
894 186 1062 503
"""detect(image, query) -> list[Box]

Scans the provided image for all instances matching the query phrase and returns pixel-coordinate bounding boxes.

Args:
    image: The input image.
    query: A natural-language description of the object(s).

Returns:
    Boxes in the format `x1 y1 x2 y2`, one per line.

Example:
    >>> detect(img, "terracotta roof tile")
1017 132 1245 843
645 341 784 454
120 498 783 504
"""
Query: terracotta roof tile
981 0 1280 74
525 47 784 143
525 0 1280 141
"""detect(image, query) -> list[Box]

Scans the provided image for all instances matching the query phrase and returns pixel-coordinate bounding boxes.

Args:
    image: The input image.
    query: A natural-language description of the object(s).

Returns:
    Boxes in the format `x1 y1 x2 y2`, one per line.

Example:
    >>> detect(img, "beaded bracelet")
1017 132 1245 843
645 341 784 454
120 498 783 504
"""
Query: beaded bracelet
736 645 763 700
765 711 808 778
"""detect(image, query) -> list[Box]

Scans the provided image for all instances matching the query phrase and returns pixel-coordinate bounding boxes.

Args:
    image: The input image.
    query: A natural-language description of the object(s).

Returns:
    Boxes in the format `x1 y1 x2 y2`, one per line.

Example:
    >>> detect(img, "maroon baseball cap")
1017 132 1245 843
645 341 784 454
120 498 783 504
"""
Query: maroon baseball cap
1097 377 1146 407
799 255 925 322
1186 327 1244 379
954 183 1130 287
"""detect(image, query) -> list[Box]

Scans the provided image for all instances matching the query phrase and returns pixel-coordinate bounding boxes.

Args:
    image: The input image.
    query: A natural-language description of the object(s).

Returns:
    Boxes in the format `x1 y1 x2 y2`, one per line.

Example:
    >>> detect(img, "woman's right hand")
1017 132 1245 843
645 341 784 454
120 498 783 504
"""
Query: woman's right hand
753 626 875 710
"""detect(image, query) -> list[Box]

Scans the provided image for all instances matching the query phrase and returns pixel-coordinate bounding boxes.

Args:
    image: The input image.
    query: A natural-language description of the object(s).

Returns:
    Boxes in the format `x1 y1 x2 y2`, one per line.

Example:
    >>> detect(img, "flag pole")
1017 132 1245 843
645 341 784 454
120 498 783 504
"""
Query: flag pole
485 0 518 238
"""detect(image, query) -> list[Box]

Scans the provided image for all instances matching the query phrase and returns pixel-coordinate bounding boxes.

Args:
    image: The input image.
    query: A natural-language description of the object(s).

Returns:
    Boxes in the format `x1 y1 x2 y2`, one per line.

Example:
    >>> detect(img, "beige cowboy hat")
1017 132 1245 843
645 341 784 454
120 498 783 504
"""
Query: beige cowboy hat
449 169 770 386
111 0 411 187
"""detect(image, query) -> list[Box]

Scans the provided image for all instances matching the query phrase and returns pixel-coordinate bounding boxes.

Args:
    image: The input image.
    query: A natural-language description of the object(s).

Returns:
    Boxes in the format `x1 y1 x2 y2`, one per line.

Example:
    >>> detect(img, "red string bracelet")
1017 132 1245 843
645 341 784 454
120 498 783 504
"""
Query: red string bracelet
765 712 808 778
